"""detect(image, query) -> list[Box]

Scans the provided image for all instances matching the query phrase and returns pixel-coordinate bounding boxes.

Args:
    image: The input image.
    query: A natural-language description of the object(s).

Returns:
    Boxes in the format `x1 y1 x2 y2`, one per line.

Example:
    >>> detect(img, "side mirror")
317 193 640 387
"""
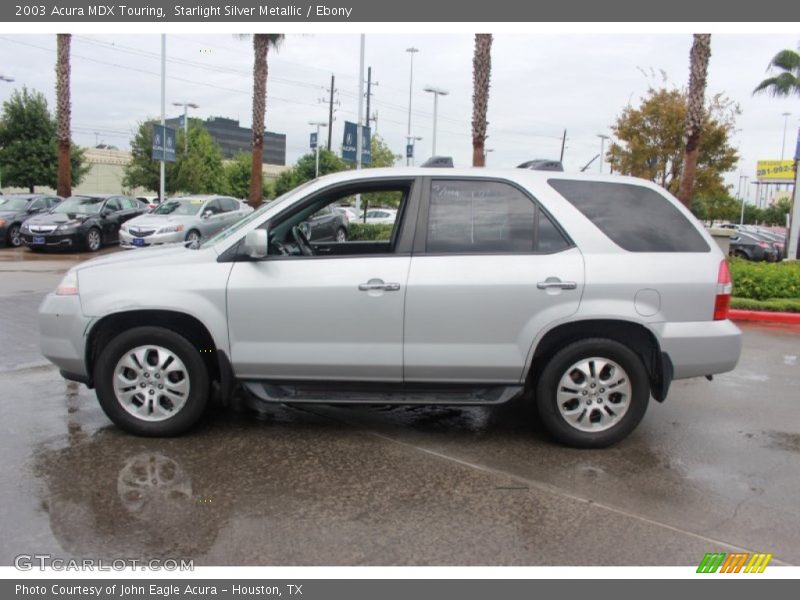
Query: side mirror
243 229 268 259
202 210 213 219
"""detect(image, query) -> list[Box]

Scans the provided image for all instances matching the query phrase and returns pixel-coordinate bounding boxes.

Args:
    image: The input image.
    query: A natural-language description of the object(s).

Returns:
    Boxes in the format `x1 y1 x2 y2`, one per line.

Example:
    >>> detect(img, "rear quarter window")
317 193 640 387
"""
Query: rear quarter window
548 179 709 252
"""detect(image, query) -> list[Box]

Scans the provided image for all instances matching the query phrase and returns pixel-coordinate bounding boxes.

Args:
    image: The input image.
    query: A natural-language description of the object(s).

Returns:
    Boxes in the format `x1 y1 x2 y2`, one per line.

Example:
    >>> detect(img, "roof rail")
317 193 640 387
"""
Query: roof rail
517 159 564 172
421 156 454 168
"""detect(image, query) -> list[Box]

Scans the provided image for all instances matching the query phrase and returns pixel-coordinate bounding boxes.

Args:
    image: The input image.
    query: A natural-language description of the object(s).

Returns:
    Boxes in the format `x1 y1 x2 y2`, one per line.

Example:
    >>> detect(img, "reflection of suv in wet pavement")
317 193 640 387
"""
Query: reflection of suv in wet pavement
39 168 741 447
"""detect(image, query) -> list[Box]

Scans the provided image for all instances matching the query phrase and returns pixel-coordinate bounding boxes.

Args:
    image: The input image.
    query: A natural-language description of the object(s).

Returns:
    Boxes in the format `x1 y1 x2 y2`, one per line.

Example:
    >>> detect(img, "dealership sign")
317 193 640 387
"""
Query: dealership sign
341 121 371 165
151 124 176 162
755 160 796 182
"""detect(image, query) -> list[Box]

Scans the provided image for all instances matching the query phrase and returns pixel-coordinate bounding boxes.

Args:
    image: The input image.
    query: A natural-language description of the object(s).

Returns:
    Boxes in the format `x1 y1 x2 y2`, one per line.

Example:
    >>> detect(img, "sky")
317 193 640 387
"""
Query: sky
0 32 798 198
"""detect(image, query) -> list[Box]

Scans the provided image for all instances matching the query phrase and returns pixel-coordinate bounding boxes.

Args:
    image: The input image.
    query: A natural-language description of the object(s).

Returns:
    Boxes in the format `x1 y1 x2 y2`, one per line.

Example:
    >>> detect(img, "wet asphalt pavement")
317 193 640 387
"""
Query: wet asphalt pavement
1 245 799 566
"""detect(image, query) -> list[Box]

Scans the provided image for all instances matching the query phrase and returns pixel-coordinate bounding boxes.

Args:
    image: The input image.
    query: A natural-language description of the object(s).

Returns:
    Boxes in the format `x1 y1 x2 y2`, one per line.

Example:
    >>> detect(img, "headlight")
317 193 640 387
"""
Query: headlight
121 223 129 232
56 220 82 231
55 270 79 296
0 219 7 227
21 222 30 231
157 224 184 234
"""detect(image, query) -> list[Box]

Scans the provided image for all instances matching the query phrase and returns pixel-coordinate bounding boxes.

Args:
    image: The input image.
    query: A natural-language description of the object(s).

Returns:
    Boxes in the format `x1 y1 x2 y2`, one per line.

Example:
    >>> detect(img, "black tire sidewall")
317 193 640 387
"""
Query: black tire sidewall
94 326 210 436
536 338 650 448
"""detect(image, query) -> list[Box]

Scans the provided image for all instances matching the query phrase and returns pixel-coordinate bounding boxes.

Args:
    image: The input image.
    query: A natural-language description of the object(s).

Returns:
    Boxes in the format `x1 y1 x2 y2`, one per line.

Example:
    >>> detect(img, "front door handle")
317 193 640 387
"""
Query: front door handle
537 279 578 290
358 279 401 292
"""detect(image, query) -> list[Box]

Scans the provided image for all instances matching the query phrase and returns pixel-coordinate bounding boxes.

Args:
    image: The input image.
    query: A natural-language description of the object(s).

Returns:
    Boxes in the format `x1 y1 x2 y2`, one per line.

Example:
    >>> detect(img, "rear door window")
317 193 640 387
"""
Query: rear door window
548 179 709 252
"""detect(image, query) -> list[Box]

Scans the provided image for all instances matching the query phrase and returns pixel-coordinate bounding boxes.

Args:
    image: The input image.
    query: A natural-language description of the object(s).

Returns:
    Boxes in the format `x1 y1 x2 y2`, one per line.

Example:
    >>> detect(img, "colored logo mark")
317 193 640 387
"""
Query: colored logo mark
697 552 773 573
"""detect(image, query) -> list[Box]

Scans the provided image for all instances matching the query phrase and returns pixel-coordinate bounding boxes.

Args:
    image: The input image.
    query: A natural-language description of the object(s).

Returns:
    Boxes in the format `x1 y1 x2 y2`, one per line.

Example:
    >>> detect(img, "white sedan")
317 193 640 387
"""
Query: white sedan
357 208 397 225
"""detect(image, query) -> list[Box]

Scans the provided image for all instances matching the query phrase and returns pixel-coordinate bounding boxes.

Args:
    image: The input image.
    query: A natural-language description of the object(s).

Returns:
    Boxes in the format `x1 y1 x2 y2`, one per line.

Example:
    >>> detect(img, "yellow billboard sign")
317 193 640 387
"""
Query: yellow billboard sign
756 160 796 181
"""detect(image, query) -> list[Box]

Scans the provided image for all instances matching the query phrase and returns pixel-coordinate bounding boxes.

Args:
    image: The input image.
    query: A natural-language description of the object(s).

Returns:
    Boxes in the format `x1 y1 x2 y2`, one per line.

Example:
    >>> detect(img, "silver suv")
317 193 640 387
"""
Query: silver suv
39 169 741 447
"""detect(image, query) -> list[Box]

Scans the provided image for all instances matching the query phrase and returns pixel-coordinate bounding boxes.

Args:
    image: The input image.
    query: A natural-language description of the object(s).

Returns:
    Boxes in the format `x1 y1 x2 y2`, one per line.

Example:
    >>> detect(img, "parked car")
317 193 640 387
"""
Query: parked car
333 205 359 224
119 195 253 249
357 208 397 225
751 228 786 259
20 194 144 252
135 196 160 211
39 168 741 448
0 194 62 247
304 203 348 242
729 231 779 261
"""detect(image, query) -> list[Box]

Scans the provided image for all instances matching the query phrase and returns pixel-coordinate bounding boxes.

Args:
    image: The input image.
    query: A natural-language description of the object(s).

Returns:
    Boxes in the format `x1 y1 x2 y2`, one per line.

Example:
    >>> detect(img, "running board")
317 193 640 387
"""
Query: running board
241 381 524 406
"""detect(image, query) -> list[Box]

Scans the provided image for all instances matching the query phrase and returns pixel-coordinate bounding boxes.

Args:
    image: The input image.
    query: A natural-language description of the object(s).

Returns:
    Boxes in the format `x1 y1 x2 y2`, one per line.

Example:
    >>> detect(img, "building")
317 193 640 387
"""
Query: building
166 115 287 165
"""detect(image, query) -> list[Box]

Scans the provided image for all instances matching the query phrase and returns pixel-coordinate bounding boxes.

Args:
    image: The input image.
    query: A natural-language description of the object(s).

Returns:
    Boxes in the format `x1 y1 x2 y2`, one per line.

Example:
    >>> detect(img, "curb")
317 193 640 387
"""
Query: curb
729 309 800 325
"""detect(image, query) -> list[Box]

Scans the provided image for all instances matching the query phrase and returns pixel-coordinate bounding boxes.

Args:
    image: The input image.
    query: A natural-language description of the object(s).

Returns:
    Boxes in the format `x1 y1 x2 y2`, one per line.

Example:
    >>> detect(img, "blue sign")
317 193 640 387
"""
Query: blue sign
341 121 371 165
795 128 800 161
406 144 414 159
310 132 318 150
151 124 176 162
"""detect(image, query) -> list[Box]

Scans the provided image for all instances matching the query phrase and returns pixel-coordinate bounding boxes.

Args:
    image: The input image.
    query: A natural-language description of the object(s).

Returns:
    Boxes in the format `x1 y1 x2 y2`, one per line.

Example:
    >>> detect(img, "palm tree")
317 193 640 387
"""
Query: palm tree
753 48 800 98
247 34 284 207
677 34 711 208
471 34 492 167
55 33 72 198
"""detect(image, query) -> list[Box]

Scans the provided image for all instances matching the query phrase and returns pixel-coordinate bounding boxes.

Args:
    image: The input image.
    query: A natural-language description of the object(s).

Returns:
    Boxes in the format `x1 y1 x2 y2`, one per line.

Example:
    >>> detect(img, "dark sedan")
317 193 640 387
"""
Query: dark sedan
729 231 779 262
0 194 62 247
20 194 145 252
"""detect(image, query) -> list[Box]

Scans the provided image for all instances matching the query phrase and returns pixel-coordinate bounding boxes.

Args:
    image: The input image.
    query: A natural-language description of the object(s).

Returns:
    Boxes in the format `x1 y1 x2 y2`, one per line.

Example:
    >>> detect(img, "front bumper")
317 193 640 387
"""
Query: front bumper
120 229 185 249
21 231 84 248
652 319 742 379
39 293 93 380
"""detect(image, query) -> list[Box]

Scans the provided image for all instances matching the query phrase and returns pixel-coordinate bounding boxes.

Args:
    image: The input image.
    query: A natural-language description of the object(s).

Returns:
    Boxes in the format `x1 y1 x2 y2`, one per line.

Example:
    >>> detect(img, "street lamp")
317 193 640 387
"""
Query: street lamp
309 121 328 177
781 112 792 160
405 47 419 166
172 101 199 152
407 135 422 166
0 75 13 83
597 134 610 174
423 86 449 157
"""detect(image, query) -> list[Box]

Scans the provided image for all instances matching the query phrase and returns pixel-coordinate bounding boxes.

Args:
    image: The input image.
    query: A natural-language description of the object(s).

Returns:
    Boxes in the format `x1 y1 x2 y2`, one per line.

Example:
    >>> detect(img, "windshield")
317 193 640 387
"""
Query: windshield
52 197 105 214
0 197 31 211
199 180 317 249
153 199 203 216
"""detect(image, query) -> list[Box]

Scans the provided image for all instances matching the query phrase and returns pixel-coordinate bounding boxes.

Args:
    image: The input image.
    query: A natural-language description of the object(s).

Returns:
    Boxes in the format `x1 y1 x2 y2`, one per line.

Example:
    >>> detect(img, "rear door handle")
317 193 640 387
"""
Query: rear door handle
537 279 577 290
358 279 401 292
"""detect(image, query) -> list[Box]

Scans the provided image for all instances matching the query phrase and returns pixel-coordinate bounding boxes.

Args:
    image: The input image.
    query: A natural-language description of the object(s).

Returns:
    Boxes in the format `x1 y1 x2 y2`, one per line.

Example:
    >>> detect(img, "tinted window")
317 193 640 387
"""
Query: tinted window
122 198 139 210
53 196 105 214
46 197 61 207
548 180 709 253
221 198 239 212
29 198 46 211
105 198 123 212
427 180 567 254
205 200 223 215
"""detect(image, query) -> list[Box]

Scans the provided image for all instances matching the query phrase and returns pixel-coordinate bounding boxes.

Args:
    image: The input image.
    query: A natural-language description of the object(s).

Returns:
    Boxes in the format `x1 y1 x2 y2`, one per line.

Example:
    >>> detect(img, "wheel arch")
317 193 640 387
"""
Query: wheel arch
526 318 673 402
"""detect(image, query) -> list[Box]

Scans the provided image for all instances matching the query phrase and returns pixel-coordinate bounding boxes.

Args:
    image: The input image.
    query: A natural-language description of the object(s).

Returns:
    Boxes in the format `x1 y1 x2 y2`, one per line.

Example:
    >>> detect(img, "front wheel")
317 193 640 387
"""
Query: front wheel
94 326 210 436
535 338 650 448
185 230 201 248
85 227 102 252
6 224 22 247
335 227 347 243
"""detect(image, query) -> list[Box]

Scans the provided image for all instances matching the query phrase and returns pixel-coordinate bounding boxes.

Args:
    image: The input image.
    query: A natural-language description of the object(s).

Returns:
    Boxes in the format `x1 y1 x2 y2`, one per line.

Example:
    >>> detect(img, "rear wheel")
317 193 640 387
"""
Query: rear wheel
185 230 201 248
94 326 209 436
535 338 649 448
335 227 347 243
732 249 749 260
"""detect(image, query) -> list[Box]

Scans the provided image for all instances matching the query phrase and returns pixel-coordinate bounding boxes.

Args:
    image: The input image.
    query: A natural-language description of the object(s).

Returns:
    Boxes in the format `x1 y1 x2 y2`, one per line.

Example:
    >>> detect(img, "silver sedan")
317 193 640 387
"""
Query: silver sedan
120 195 253 249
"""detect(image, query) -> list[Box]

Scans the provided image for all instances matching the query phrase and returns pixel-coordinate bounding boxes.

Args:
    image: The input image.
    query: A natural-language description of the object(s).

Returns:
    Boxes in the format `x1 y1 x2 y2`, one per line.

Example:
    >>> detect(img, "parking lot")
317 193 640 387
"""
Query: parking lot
0 245 798 566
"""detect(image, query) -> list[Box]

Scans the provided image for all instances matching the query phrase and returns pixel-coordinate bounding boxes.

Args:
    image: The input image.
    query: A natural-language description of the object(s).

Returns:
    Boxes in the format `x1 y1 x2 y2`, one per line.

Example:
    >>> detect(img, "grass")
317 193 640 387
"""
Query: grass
730 297 800 313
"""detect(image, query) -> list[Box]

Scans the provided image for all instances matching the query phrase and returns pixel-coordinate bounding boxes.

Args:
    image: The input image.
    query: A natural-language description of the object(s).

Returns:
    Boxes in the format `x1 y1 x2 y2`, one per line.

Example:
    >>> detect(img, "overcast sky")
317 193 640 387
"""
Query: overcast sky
0 32 798 196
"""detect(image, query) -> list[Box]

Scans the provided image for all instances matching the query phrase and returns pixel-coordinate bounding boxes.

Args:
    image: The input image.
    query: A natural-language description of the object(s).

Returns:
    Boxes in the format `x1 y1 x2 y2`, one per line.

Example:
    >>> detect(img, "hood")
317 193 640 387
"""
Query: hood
0 209 23 220
126 214 197 228
76 244 217 272
26 212 89 225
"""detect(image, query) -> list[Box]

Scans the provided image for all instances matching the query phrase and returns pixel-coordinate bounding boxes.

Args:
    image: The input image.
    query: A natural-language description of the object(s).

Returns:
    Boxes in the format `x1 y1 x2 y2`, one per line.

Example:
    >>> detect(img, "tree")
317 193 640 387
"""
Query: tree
368 134 397 168
122 120 225 196
55 33 72 198
223 153 272 199
471 34 493 167
273 149 347 196
246 34 284 207
0 87 87 193
607 87 739 200
763 197 792 225
691 193 738 225
753 48 800 98
677 34 711 208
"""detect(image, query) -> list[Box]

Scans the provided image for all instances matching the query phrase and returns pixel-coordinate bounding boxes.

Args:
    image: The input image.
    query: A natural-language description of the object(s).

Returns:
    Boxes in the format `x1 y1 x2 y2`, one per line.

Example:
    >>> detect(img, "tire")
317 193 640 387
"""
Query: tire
85 227 102 252
93 326 210 437
185 230 201 248
732 249 749 260
6 224 21 247
535 338 649 448
335 227 347 243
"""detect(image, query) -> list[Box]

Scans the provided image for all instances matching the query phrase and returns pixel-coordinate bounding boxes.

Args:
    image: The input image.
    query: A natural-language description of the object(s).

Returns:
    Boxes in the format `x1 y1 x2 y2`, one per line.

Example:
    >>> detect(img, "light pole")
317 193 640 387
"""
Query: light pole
781 112 792 160
172 101 199 152
405 47 419 166
484 148 494 165
739 175 749 225
597 134 610 174
309 121 328 177
424 86 449 157
407 136 422 166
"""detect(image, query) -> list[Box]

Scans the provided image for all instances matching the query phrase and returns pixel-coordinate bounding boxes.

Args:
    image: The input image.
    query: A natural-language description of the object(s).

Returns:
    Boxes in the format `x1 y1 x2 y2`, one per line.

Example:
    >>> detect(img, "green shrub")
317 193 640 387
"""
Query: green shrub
730 297 800 313
348 223 394 241
729 258 800 301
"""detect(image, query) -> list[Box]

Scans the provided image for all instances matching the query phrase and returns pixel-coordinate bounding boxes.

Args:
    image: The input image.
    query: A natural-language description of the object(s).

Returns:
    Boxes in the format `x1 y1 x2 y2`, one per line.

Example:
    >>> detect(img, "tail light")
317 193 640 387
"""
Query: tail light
714 260 732 320
756 241 769 248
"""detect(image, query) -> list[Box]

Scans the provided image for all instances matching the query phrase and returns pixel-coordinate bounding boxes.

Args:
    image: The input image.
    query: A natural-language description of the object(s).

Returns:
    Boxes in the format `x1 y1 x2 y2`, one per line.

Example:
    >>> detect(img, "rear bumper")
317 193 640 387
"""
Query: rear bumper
38 293 92 379
652 319 742 379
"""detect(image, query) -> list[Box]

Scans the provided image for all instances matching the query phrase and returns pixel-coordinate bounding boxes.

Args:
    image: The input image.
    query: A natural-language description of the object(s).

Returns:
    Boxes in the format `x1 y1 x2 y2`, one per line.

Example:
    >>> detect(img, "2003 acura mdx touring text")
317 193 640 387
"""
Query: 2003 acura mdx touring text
38 168 742 447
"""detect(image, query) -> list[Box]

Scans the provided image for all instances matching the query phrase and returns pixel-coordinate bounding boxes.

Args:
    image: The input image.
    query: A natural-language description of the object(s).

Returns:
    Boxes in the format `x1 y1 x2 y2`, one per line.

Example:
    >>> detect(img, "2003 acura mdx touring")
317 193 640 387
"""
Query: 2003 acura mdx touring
39 168 742 447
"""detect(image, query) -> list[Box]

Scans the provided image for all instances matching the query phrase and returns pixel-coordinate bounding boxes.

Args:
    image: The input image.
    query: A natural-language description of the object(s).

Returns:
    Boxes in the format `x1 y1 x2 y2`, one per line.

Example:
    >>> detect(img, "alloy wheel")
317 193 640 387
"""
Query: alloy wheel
555 356 632 432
